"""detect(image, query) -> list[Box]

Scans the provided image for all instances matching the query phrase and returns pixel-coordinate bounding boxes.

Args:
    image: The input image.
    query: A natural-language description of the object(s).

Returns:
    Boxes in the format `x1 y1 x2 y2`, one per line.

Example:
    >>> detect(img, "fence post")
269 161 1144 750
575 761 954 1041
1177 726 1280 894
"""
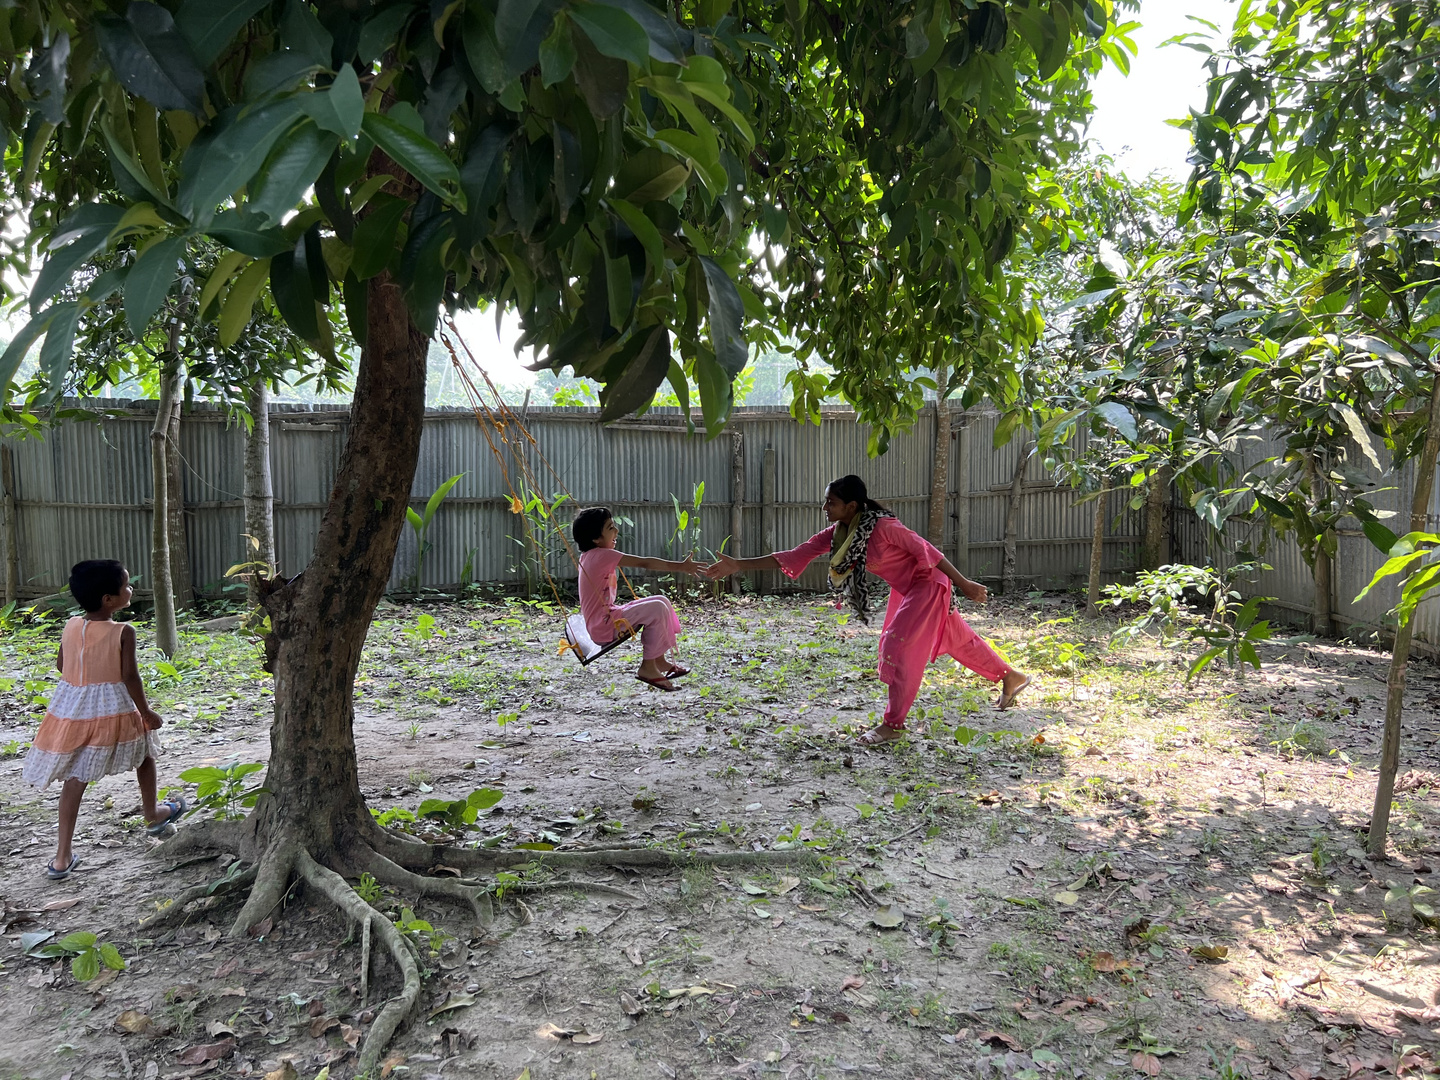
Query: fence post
729 427 744 595
762 445 777 594
953 409 970 577
1 444 17 606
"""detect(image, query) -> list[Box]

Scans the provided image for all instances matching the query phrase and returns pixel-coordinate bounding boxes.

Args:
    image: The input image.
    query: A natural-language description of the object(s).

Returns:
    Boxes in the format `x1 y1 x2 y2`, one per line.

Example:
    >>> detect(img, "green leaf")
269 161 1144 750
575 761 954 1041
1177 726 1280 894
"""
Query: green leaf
495 0 564 79
1337 404 1382 472
467 787 505 810
177 99 307 227
30 210 126 313
600 325 672 421
1093 401 1137 443
198 249 250 319
351 192 410 281
218 258 271 347
613 148 690 203
37 302 81 397
244 49 321 100
569 3 651 68
206 209 293 257
423 473 467 526
400 210 453 335
539 16 578 86
695 347 733 434
71 950 100 982
98 943 127 971
281 0 333 67
176 0 271 66
300 66 365 140
57 931 97 951
1362 519 1400 556
359 5 414 64
609 199 664 275
249 119 340 227
993 410 1023 448
124 236 185 337
406 507 424 529
96 3 207 115
601 0 685 64
463 7 509 94
361 113 465 208
700 257 746 377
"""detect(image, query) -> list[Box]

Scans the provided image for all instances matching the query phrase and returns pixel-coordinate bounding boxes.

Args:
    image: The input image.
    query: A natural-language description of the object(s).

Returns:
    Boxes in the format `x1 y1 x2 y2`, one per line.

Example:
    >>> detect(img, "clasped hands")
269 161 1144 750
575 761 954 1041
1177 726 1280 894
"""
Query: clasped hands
675 553 742 580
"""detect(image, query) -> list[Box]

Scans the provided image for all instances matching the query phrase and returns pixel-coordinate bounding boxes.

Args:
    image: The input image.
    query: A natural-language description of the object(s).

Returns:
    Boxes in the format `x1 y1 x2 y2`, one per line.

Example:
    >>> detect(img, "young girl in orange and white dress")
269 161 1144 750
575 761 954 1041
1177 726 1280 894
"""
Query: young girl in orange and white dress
22 560 187 879
572 507 704 691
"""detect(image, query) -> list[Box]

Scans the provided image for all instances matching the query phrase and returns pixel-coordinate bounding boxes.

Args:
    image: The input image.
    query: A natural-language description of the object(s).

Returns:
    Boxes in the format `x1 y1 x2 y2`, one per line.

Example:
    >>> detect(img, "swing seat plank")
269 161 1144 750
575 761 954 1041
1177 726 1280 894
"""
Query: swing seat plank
562 612 635 666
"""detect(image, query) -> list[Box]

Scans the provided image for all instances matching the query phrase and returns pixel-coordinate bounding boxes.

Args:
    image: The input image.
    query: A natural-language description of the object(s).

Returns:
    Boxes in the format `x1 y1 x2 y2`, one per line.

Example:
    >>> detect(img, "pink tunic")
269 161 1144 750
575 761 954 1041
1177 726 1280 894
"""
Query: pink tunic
775 518 1008 728
577 547 680 661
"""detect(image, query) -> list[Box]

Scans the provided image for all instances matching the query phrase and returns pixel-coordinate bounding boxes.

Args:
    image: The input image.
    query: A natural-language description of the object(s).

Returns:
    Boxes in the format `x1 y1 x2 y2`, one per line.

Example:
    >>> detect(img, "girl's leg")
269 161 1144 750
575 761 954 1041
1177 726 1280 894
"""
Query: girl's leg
53 778 85 872
620 597 679 681
137 756 163 824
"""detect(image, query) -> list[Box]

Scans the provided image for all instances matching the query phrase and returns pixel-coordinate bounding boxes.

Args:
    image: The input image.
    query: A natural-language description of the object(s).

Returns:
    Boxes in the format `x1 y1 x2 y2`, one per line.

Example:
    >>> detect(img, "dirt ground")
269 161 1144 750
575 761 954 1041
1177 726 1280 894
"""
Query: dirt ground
3 588 1440 1080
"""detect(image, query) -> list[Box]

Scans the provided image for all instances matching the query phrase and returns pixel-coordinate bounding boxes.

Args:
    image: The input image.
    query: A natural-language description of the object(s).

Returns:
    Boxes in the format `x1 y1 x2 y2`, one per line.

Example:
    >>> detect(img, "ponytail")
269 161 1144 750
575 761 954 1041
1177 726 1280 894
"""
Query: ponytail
826 474 887 516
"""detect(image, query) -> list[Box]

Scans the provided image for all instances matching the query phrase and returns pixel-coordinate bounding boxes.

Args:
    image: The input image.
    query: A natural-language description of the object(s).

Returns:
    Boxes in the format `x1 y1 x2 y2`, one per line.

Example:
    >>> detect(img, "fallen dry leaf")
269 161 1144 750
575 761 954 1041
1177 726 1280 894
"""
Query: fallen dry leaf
1191 944 1230 962
623 943 643 966
378 1053 406 1080
536 1022 578 1040
840 974 866 993
264 1064 299 1080
1133 1051 1161 1076
341 1024 361 1047
212 956 240 979
977 1029 1022 1050
216 986 246 998
571 1031 603 1045
114 1010 152 1034
1054 890 1080 906
1052 999 1089 1015
41 898 82 912
175 1038 235 1065
245 916 273 939
619 991 645 1016
204 1021 236 1039
309 1015 340 1039
1091 952 1120 972
1074 1015 1108 1035
775 876 801 895
870 904 904 929
427 992 478 1020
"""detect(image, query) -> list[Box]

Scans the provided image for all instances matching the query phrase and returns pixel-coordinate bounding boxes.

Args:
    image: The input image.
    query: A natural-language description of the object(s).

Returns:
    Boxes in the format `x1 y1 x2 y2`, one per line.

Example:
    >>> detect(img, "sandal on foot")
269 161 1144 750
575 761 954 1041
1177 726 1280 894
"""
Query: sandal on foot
146 796 190 836
637 674 680 692
996 675 1033 711
665 665 691 678
45 854 79 880
856 726 906 747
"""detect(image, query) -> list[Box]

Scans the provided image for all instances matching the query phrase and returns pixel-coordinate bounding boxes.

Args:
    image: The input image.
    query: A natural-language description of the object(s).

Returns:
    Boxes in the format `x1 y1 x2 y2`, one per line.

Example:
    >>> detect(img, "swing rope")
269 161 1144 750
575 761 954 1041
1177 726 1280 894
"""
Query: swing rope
437 317 644 659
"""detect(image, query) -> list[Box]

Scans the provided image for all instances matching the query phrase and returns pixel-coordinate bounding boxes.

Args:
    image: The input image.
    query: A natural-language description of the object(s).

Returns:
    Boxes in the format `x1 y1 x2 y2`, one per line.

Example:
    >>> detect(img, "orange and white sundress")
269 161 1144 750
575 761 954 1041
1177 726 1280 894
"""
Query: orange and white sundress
22 618 159 788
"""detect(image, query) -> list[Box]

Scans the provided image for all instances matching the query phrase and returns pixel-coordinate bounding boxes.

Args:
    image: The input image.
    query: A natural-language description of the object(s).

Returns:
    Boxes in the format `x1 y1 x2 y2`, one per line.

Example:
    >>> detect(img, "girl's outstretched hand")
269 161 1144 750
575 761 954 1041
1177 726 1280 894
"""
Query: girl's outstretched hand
959 579 988 604
705 553 740 580
679 558 707 577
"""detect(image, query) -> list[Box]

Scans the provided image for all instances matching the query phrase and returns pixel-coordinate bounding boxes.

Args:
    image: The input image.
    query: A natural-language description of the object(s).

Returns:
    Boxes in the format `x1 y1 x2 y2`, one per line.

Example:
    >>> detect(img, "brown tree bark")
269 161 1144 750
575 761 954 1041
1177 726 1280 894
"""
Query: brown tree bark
165 390 192 610
1141 465 1171 571
927 363 950 546
244 380 275 606
1370 373 1440 856
1001 440 1031 596
149 354 182 658
1085 485 1108 618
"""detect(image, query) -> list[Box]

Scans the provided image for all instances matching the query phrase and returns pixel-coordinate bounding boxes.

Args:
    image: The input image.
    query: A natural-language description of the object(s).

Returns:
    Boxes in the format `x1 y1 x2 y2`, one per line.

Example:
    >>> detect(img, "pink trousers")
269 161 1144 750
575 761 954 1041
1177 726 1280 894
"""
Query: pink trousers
611 596 679 660
876 579 1009 729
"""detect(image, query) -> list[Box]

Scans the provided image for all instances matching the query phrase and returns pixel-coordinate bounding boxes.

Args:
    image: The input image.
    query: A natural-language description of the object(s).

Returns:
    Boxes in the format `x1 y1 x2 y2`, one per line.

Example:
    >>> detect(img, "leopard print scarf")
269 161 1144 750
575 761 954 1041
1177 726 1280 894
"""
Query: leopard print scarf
827 508 895 624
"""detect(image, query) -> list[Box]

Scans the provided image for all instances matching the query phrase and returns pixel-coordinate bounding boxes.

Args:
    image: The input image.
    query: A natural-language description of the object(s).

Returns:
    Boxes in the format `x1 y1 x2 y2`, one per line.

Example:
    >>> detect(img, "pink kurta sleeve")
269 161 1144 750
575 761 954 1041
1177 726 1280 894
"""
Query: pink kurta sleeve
774 526 836 579
876 518 943 569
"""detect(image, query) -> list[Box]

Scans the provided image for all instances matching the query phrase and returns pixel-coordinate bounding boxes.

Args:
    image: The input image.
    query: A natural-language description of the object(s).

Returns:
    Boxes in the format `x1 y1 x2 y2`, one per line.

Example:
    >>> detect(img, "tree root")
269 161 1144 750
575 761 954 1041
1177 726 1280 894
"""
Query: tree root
137 863 258 933
509 878 639 900
230 837 299 938
374 831 819 874
361 849 494 931
148 818 246 863
296 848 420 1078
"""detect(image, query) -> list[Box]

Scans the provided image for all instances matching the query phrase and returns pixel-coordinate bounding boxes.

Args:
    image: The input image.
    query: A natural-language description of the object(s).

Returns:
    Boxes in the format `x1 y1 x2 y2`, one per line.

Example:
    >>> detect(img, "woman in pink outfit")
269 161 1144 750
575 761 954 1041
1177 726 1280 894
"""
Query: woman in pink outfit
573 507 704 691
707 475 1031 744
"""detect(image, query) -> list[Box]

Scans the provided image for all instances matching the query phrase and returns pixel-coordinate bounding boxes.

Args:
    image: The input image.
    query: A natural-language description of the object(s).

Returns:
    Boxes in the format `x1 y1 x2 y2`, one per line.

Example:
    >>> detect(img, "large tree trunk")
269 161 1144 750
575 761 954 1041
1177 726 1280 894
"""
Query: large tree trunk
1085 485 1107 618
927 363 950 546
149 354 182 658
244 380 275 606
166 390 193 610
1313 541 1334 639
1 443 17 607
250 273 428 868
1141 465 1171 571
1370 374 1440 856
1001 440 1031 596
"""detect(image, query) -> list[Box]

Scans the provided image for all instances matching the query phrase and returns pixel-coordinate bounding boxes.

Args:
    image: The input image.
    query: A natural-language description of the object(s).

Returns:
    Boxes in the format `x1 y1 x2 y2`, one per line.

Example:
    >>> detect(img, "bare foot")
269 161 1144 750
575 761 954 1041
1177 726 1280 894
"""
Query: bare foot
856 725 906 746
996 671 1033 711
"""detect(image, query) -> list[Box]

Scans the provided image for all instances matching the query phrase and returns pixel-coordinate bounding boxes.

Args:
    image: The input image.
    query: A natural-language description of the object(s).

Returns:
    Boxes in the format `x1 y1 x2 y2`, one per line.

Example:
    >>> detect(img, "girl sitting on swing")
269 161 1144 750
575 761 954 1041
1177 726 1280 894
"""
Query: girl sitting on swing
573 507 705 692
706 475 1032 744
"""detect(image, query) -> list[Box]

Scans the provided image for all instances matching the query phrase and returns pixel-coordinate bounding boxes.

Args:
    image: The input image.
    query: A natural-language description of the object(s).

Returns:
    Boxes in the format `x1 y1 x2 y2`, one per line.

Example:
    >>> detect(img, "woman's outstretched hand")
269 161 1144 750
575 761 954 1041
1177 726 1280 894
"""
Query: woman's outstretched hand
679 558 708 577
705 553 740 580
959 578 988 604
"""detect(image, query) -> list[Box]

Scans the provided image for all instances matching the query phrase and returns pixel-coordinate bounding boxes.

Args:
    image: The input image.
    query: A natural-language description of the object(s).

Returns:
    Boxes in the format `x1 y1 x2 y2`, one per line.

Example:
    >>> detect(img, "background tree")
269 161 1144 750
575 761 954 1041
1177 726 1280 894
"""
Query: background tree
1 0 1122 1065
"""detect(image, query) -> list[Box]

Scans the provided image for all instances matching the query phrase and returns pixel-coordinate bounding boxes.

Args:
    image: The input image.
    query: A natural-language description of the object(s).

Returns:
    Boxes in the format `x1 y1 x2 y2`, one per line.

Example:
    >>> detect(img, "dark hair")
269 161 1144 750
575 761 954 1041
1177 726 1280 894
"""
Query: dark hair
69 560 127 613
573 507 613 552
826 475 888 515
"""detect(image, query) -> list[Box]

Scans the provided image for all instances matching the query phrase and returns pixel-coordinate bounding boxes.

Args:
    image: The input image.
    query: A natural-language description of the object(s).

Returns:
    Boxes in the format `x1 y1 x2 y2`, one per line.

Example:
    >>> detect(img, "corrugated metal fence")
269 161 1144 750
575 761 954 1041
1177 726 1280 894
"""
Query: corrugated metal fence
0 401 1146 603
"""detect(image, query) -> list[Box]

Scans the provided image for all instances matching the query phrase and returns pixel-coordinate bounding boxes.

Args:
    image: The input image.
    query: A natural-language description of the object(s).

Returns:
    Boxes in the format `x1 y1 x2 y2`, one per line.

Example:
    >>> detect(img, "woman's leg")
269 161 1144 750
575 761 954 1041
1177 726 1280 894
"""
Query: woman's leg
53 778 85 872
937 610 1031 707
871 585 948 735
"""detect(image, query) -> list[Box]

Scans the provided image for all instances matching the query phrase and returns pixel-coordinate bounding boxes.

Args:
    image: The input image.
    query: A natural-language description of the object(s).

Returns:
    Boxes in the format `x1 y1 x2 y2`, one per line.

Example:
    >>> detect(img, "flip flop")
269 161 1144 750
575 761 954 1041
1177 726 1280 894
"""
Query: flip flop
665 665 691 678
637 674 680 692
146 796 190 836
856 726 907 747
996 675 1033 711
45 854 79 880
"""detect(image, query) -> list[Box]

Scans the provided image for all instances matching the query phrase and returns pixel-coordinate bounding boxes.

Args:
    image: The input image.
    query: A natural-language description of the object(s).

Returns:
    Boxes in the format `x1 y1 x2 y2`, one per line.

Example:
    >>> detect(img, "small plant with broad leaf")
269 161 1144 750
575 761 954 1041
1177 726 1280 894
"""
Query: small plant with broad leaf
27 930 126 982
506 485 573 598
405 472 466 591
417 787 504 832
1384 880 1439 929
179 761 267 820
1356 531 1440 627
